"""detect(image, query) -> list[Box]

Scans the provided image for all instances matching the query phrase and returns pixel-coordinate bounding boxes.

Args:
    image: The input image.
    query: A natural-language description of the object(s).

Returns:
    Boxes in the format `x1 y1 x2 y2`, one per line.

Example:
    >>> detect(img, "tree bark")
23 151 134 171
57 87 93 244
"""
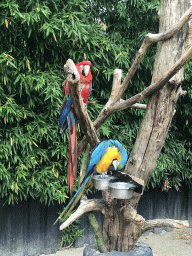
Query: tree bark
102 0 191 252
60 0 192 253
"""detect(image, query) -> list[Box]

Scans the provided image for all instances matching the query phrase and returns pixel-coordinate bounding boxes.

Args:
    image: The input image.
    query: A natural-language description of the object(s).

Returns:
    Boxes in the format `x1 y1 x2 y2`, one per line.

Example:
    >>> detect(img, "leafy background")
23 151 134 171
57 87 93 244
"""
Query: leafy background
1 0 192 243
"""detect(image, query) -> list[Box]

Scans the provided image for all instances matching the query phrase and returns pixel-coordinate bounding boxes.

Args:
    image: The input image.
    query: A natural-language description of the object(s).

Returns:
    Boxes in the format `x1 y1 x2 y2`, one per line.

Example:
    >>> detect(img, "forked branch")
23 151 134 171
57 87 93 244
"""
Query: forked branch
104 44 192 115
59 199 105 230
77 7 192 156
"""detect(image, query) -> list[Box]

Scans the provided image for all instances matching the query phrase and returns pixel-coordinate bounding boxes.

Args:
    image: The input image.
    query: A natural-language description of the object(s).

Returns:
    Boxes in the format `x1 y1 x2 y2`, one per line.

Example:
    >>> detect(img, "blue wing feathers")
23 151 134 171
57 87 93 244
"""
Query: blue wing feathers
86 141 111 174
59 96 72 132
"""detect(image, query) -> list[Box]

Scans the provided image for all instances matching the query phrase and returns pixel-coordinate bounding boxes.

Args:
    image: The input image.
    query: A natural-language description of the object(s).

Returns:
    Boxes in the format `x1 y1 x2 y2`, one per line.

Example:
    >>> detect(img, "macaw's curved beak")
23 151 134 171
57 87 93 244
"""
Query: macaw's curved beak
83 65 90 77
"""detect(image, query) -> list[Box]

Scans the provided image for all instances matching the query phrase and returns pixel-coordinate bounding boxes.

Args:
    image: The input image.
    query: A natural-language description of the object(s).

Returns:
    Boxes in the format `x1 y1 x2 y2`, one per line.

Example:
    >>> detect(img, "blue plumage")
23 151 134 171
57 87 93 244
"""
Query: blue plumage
53 140 128 225
86 140 128 173
59 95 72 133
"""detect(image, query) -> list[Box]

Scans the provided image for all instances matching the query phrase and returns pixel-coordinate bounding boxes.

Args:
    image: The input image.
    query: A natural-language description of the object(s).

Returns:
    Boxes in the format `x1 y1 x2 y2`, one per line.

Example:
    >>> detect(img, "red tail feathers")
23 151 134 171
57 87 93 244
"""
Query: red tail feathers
68 117 77 197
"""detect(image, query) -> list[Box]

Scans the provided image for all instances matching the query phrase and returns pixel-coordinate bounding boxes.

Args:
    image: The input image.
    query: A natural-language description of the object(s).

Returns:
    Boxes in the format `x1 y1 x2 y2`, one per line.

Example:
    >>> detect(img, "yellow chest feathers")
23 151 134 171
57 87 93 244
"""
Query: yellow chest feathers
96 146 121 174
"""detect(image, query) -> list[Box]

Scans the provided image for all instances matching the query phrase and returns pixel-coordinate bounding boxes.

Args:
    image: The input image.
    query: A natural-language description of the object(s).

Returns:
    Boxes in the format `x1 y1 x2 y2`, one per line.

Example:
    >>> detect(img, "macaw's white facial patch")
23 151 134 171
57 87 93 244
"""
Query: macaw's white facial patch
83 65 90 77
112 160 119 170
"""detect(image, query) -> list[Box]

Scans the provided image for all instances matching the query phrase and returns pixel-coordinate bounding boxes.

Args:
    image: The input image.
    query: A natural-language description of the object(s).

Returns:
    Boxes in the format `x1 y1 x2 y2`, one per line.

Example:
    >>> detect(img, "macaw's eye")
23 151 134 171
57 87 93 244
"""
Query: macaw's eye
82 69 85 76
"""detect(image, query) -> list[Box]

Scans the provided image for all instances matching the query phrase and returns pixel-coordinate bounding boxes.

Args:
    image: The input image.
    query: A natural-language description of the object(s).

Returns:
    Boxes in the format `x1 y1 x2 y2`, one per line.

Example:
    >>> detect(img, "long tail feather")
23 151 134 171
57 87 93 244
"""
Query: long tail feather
53 170 94 225
68 113 77 197
71 121 77 179
68 133 73 197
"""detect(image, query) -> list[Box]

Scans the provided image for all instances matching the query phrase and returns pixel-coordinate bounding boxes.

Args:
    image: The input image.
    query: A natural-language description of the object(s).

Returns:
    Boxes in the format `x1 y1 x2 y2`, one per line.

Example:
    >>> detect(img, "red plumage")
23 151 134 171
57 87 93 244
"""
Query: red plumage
64 61 92 103
62 61 92 196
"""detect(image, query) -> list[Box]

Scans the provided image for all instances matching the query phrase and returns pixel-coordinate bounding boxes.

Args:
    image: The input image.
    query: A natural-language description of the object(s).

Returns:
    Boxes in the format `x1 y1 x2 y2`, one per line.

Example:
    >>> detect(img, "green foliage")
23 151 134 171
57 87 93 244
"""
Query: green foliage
1 0 192 208
147 132 192 189
0 0 109 205
2 0 192 247
60 214 84 247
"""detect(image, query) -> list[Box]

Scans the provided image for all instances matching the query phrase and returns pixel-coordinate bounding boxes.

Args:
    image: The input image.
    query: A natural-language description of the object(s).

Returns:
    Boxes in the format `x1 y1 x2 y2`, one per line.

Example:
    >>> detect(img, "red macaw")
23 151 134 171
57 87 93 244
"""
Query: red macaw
60 61 92 196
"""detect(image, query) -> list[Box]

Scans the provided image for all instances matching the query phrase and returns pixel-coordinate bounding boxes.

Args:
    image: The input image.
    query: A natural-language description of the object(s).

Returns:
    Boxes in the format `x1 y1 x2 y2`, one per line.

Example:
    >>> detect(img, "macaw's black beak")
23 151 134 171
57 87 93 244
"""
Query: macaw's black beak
107 163 117 176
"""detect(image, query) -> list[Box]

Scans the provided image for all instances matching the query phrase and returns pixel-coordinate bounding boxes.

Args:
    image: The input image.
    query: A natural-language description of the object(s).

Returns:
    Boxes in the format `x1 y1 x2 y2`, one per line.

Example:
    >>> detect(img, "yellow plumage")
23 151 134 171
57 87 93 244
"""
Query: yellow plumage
96 146 121 174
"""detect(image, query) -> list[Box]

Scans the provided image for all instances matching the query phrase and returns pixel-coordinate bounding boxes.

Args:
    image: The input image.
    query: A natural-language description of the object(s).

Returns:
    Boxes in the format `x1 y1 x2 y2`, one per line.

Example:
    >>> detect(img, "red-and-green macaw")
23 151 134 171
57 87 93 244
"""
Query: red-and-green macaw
60 61 92 196
54 140 128 225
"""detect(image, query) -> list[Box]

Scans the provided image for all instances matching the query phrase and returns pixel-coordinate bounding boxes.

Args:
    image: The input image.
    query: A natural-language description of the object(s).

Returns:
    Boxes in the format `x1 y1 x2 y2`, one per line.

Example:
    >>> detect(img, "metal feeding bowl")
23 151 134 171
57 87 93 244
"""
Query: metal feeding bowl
92 174 115 190
109 181 136 199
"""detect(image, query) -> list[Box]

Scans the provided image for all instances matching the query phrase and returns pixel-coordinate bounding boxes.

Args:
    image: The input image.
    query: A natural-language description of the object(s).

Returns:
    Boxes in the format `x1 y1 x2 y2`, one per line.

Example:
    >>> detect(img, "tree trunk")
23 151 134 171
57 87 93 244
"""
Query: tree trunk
102 0 191 252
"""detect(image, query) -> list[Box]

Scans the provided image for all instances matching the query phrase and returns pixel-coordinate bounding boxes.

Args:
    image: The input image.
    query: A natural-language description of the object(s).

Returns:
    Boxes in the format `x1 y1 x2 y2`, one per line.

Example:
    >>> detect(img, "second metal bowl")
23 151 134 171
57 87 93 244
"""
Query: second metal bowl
109 181 135 199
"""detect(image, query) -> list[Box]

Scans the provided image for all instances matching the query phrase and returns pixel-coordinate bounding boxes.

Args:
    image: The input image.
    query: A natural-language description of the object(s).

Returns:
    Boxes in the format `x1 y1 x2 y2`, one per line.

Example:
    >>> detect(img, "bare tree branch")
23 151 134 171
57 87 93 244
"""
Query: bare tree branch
96 45 192 125
77 8 192 157
59 199 105 230
64 59 100 148
106 69 122 107
77 45 192 156
114 99 147 110
155 6 192 42
111 6 192 104
130 103 147 110
142 219 189 234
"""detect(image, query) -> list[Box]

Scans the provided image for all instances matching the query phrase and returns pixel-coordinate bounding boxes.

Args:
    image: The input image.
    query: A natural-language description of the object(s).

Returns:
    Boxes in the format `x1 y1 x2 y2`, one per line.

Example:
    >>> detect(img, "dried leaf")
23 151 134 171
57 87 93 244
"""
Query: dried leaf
27 59 30 69
5 19 8 28
32 141 38 147
3 76 6 85
53 33 57 41
54 172 59 178
7 97 13 103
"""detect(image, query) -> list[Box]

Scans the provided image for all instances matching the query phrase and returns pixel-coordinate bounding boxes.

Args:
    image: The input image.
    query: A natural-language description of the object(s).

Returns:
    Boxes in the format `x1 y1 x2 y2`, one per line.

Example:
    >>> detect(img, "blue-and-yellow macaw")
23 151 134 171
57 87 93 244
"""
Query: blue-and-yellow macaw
60 61 92 196
53 140 128 225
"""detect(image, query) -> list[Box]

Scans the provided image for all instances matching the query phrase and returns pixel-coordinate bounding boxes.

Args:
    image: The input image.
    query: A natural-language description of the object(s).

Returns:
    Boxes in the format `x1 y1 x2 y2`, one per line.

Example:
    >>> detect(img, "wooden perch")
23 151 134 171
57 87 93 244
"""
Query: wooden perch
64 59 100 148
142 219 189 234
60 196 189 236
59 199 105 230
